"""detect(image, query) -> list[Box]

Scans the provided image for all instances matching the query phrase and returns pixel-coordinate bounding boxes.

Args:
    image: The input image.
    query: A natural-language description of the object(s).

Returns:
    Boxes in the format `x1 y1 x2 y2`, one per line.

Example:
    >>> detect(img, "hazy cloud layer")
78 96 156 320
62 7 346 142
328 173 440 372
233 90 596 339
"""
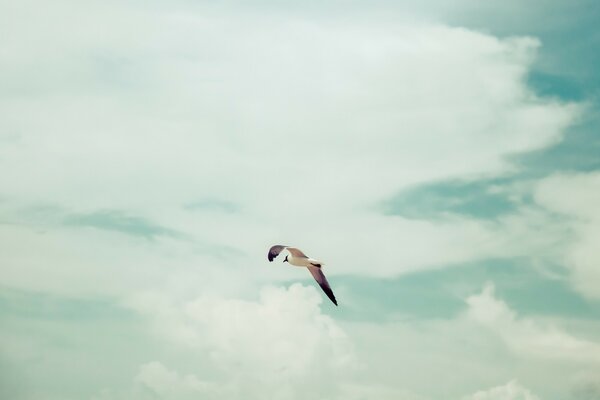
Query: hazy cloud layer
0 0 581 289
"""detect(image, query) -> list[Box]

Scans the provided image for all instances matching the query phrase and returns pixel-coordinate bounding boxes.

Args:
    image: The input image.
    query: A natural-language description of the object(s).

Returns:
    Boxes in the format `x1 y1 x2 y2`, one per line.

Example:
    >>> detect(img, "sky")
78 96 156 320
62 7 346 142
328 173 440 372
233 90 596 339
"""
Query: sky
1 1 600 399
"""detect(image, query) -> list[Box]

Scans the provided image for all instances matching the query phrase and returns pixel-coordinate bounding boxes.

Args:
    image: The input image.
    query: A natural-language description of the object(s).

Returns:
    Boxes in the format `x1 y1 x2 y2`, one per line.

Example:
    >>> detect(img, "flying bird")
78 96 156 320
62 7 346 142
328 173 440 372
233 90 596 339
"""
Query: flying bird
267 245 338 306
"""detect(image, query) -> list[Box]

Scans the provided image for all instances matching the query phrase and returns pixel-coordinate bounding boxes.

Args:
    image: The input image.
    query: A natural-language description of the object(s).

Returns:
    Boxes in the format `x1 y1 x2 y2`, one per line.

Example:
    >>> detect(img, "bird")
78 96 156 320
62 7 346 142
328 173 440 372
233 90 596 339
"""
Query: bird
267 245 338 306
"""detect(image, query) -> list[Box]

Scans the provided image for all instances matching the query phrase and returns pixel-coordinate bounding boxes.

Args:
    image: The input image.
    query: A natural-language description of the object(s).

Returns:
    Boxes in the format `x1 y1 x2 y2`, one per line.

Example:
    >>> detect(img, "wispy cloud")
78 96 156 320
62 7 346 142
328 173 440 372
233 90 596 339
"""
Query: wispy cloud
382 178 519 220
1 203 184 239
63 210 182 239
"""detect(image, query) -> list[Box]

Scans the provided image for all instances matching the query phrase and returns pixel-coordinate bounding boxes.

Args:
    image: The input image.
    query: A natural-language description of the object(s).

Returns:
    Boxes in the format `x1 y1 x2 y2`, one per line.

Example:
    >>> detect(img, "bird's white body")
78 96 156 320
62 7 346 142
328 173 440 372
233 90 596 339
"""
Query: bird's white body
287 253 323 268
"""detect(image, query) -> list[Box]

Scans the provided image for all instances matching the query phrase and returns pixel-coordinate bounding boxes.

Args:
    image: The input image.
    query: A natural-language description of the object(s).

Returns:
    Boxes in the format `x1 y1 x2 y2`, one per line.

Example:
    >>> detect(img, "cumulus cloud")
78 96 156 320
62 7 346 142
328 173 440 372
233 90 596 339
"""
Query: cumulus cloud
466 283 600 363
464 380 540 400
124 284 356 399
534 172 600 299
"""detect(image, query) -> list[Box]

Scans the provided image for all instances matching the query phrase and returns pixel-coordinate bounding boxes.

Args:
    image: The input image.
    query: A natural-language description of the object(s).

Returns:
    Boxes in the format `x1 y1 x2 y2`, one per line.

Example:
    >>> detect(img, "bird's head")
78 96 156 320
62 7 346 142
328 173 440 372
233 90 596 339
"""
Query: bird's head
283 255 288 263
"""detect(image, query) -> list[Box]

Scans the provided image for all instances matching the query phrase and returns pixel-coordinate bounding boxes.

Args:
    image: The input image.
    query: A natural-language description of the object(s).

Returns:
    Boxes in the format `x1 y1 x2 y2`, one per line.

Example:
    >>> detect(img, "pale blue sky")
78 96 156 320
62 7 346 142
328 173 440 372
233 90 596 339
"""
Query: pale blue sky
1 1 600 399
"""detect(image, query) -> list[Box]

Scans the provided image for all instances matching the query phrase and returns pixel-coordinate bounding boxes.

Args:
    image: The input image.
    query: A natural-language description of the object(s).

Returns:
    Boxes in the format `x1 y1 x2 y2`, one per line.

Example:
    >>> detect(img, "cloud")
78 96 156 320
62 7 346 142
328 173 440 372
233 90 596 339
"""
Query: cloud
534 172 600 299
0 0 582 299
466 283 600 363
0 203 182 239
104 280 600 400
464 380 540 400
63 210 182 239
125 284 356 399
383 177 518 220
0 2 595 399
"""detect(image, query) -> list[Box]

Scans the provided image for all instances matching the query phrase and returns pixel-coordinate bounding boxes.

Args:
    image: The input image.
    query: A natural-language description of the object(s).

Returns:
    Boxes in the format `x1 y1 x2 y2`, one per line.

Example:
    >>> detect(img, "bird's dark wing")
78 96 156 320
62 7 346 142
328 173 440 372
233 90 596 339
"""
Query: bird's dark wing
268 245 287 262
307 266 338 306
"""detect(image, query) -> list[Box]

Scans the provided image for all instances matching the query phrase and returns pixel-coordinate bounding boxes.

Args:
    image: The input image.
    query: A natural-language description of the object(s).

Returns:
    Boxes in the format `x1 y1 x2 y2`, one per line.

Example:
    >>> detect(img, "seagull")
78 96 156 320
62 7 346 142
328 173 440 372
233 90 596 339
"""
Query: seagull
267 245 338 306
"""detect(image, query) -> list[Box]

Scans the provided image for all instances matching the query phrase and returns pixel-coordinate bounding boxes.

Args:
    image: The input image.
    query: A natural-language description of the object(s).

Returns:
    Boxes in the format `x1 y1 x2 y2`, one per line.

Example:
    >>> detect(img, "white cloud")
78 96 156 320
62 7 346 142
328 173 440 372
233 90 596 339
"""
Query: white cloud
124 284 356 399
466 284 600 363
83 282 599 400
535 172 600 220
534 172 600 299
0 0 582 298
464 380 540 400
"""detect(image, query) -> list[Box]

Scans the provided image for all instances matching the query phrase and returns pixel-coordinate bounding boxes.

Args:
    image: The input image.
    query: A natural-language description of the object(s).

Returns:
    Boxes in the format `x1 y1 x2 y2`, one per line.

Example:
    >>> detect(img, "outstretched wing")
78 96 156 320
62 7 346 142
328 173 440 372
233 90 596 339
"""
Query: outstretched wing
286 247 308 258
307 266 338 306
268 245 287 262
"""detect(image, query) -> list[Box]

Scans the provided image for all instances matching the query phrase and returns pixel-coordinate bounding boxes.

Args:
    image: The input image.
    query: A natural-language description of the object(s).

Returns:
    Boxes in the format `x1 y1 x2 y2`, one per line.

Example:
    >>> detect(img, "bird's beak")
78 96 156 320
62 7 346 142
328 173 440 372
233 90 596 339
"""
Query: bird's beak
283 256 288 263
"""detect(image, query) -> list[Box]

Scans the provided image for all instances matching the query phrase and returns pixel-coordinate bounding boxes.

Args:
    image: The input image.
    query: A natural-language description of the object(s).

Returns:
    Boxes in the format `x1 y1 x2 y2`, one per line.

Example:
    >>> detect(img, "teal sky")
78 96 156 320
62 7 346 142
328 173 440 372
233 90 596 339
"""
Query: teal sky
1 1 600 399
